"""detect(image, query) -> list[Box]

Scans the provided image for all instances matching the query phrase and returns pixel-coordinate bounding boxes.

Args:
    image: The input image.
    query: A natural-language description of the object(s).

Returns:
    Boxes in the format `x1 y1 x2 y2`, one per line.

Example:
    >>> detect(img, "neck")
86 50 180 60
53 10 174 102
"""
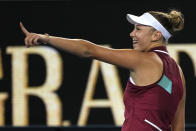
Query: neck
145 42 165 52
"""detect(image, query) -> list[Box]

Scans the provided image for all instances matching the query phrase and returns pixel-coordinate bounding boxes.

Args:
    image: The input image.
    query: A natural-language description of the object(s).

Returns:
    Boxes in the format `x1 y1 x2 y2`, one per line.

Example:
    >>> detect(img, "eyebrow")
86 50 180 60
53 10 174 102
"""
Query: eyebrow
136 24 149 27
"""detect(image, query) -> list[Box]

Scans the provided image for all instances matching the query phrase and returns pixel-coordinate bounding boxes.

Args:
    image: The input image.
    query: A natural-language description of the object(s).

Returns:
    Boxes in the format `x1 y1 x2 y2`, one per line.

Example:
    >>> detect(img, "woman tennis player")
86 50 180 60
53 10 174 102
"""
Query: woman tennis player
20 9 185 131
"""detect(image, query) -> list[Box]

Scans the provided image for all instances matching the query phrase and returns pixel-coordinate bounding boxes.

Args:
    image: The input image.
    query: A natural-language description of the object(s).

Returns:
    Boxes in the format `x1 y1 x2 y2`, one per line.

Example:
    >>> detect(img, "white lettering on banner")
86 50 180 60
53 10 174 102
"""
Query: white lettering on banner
77 60 124 126
0 50 8 126
0 44 194 126
0 94 8 126
7 46 64 126
168 44 196 76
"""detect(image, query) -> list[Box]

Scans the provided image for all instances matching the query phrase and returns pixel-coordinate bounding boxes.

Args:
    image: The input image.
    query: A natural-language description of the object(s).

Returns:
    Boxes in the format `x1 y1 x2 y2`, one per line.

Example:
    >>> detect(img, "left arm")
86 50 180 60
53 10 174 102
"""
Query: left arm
171 66 186 131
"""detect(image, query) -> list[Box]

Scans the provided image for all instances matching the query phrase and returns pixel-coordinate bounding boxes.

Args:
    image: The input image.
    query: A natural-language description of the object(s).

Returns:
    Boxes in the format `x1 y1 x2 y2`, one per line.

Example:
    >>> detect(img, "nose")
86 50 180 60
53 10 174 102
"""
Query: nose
130 30 134 38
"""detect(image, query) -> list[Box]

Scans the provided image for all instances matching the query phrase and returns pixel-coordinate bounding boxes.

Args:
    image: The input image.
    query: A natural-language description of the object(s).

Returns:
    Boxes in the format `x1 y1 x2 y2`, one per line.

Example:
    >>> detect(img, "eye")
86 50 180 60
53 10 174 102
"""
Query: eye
136 27 141 30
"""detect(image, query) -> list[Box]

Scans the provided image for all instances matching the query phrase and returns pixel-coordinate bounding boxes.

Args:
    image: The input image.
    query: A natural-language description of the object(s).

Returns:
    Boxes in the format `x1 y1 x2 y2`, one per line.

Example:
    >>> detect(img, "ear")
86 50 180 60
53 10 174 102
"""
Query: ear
151 31 162 42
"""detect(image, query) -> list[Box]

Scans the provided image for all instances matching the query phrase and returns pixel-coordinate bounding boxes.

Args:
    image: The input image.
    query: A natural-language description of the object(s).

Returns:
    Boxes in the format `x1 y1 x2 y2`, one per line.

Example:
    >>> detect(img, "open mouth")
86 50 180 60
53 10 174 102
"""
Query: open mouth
133 40 138 44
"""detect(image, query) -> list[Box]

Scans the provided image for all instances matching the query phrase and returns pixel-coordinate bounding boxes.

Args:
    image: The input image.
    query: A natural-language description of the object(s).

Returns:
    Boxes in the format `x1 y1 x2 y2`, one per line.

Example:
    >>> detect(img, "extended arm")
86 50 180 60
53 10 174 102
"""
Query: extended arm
20 22 155 70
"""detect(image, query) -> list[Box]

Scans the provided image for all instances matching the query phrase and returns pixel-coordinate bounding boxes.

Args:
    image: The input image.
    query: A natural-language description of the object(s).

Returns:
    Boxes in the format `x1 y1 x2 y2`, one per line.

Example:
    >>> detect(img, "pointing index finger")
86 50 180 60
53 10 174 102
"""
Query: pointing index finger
20 22 30 35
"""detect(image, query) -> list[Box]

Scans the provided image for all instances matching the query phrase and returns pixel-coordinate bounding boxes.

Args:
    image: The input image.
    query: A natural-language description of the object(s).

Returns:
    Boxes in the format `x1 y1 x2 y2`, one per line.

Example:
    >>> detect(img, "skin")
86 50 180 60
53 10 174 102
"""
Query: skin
20 22 185 130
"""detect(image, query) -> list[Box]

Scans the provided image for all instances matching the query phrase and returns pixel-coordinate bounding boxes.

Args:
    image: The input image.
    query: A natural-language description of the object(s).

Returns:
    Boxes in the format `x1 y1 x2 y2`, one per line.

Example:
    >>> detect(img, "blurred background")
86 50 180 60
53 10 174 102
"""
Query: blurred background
0 0 195 130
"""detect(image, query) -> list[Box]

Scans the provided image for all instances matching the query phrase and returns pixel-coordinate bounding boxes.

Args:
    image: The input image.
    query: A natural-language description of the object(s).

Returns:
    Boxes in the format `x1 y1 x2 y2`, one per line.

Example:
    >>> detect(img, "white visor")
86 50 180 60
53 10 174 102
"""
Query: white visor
127 13 172 41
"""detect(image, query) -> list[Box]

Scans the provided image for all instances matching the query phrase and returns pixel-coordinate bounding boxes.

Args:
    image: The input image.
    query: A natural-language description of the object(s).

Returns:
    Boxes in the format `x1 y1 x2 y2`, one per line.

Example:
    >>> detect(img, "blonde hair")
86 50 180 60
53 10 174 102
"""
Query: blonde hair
148 10 184 35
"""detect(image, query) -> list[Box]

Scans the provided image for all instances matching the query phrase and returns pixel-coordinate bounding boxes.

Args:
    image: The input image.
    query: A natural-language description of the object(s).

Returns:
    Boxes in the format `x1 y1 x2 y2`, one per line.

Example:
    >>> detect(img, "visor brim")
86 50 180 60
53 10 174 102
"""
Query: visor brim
126 14 151 26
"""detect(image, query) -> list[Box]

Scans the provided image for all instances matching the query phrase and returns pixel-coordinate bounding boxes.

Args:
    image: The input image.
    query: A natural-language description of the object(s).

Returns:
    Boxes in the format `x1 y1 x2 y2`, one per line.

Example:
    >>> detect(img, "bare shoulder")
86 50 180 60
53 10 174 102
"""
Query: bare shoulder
137 51 163 68
91 46 158 70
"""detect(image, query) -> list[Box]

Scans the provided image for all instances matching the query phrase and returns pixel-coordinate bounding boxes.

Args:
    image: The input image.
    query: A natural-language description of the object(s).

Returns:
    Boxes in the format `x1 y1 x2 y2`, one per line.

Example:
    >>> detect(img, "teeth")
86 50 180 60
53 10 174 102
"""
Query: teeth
133 40 138 44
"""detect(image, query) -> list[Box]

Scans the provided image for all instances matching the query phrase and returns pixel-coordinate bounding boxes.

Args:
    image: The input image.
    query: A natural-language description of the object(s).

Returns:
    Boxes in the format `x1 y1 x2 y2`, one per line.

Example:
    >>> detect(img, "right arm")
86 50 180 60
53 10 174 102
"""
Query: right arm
20 22 156 71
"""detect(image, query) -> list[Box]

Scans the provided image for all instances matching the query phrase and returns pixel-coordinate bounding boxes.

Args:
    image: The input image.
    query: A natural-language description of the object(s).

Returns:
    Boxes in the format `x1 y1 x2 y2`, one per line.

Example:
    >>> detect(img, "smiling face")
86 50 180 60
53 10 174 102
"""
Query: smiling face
130 24 157 52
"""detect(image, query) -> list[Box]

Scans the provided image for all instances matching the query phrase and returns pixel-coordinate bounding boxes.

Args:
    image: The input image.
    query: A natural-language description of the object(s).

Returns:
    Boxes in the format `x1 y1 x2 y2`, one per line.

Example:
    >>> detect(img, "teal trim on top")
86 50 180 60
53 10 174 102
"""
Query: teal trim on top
158 75 172 94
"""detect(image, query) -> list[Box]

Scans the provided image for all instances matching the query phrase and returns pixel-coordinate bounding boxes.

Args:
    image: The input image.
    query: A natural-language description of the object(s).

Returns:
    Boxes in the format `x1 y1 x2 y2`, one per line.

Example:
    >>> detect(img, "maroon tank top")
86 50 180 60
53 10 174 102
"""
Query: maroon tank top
122 46 183 131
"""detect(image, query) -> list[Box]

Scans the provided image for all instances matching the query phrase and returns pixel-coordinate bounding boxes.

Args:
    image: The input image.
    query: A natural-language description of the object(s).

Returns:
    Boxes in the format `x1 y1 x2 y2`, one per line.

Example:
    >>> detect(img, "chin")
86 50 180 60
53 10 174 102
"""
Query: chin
133 45 141 51
133 44 145 52
135 48 142 51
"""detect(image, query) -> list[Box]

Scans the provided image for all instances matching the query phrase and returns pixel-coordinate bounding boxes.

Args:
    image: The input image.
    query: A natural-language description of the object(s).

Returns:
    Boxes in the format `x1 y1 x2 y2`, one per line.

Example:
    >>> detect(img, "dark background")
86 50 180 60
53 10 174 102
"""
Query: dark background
0 0 195 127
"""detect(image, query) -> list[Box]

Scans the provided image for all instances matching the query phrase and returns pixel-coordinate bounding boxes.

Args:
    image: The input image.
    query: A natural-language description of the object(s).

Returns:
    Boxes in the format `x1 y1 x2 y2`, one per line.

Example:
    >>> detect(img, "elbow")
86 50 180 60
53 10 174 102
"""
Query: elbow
172 126 185 131
173 128 185 131
83 49 92 58
78 39 94 58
